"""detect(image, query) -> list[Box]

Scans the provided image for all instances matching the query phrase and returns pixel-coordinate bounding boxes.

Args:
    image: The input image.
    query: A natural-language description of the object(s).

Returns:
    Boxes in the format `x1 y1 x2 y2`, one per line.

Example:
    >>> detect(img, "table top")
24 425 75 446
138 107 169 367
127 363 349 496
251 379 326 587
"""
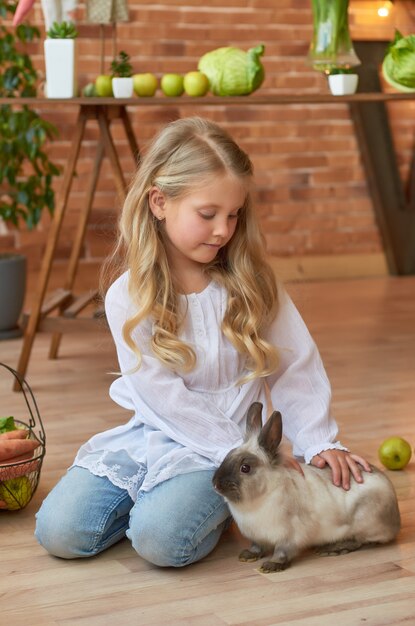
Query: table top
1 93 414 106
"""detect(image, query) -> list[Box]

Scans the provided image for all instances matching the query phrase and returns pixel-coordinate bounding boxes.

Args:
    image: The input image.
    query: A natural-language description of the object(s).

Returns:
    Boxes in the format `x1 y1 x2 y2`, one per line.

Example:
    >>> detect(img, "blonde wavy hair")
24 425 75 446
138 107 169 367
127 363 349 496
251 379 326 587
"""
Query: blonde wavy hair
102 117 280 382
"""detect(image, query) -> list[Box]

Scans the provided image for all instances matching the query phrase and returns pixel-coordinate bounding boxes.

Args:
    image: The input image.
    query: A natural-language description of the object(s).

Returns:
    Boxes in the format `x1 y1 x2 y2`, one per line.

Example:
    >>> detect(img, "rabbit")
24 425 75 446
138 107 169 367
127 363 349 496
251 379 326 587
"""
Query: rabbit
213 402 401 573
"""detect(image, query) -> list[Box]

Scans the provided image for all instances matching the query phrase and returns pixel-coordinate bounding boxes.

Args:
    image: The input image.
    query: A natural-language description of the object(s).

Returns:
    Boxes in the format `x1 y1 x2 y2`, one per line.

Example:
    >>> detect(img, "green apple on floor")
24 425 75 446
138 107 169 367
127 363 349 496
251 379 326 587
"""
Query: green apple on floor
378 436 412 470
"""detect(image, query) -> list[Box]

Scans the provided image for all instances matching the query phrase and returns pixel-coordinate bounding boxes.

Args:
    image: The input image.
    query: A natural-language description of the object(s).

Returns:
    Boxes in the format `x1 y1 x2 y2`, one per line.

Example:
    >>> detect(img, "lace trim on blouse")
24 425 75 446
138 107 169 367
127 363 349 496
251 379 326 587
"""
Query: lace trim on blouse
73 449 147 501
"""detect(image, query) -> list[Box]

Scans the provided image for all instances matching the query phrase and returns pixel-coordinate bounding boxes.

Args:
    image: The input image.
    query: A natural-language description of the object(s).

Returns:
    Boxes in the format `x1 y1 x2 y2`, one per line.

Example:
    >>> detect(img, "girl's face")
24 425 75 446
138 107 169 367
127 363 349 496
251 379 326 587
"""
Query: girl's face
150 173 247 279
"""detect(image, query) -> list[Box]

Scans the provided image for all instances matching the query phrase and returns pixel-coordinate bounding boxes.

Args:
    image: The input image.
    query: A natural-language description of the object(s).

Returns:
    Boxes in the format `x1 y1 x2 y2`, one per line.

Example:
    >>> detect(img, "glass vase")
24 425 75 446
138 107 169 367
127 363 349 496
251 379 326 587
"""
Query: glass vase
308 0 361 73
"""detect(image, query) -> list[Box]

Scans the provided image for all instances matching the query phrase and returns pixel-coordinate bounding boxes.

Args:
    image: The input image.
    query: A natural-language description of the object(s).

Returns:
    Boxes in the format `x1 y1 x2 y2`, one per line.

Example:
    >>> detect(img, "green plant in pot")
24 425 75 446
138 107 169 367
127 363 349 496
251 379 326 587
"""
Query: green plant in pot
327 66 359 95
44 20 79 98
111 51 134 98
0 0 59 339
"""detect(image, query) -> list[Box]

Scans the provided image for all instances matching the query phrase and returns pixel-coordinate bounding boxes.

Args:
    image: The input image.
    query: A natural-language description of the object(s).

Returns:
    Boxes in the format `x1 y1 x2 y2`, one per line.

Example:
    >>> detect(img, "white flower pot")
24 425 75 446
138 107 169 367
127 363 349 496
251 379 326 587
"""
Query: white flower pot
44 39 77 98
328 74 359 96
112 77 134 98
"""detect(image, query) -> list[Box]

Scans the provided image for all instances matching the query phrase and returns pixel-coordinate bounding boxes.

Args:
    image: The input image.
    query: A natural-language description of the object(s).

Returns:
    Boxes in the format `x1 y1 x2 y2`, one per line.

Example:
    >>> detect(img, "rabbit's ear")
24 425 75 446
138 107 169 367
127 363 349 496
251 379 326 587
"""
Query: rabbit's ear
258 411 283 459
245 402 263 435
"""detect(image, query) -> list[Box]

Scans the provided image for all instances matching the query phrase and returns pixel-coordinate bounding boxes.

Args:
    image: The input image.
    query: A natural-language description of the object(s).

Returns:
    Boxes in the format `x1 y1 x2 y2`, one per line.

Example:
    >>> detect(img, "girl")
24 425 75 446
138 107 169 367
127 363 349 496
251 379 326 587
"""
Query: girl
35 117 370 567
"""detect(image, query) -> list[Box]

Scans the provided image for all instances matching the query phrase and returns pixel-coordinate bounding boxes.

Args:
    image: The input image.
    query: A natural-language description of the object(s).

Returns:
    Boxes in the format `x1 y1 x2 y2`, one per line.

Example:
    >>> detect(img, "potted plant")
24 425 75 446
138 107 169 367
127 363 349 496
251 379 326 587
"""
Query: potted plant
327 67 359 95
0 0 59 339
111 51 134 98
44 21 78 98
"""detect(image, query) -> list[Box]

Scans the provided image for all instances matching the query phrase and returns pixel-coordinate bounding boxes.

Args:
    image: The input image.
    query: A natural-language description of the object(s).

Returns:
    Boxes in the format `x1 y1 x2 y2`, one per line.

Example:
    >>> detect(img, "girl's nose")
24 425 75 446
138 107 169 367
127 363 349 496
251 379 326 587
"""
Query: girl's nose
212 218 230 238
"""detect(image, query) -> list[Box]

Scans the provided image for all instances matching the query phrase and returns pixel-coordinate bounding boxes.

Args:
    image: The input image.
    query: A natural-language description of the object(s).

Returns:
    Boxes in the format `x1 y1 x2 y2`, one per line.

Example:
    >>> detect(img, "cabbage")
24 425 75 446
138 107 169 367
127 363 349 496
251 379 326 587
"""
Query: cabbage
382 30 415 92
198 45 265 96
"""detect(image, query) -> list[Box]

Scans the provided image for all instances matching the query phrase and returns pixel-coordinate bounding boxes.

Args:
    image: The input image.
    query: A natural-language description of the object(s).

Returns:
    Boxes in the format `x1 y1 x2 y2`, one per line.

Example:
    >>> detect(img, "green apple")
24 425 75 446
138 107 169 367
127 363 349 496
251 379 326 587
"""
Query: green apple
95 75 113 97
133 73 158 97
0 476 32 510
82 82 97 97
378 436 412 470
183 71 210 97
161 73 184 97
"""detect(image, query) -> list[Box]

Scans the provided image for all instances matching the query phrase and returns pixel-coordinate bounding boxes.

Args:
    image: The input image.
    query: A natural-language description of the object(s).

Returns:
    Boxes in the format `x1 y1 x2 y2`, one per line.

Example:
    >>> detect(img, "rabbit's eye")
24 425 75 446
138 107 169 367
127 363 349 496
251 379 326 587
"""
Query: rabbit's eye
240 463 251 474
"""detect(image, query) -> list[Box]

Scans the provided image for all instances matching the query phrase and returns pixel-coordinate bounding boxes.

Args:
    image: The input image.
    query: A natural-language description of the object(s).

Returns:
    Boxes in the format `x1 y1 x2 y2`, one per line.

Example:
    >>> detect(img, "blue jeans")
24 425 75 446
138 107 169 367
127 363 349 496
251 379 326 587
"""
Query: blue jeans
34 466 230 567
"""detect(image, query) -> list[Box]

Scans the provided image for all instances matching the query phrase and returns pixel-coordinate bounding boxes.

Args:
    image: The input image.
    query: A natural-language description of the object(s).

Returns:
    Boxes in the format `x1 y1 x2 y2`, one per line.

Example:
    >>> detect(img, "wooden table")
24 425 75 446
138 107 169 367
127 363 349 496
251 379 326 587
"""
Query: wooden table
2 93 414 388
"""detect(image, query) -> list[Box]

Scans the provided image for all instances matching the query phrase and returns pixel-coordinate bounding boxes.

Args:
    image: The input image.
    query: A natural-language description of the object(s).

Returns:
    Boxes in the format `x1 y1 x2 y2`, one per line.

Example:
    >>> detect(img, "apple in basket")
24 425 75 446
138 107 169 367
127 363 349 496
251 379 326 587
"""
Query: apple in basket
0 476 32 510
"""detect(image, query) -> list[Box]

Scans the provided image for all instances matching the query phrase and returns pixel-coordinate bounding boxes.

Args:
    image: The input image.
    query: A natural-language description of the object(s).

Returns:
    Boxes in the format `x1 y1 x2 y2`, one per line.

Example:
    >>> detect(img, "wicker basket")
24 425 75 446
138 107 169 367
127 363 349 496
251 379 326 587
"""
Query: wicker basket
0 363 46 511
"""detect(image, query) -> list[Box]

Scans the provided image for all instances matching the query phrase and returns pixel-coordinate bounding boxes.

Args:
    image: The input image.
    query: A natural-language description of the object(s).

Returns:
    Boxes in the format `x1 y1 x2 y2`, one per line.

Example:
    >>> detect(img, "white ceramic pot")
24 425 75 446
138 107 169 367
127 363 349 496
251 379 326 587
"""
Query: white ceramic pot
44 39 77 98
112 77 134 98
328 74 359 96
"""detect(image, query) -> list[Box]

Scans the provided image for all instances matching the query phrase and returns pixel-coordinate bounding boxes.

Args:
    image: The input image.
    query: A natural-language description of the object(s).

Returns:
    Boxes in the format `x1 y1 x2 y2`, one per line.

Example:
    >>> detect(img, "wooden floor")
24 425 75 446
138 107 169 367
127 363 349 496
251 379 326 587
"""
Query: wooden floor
1 275 415 625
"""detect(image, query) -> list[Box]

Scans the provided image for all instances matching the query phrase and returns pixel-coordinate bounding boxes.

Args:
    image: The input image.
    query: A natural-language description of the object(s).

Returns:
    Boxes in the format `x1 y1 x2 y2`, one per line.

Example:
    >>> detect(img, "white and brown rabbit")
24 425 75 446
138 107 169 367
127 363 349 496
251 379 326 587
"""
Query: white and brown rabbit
213 402 400 573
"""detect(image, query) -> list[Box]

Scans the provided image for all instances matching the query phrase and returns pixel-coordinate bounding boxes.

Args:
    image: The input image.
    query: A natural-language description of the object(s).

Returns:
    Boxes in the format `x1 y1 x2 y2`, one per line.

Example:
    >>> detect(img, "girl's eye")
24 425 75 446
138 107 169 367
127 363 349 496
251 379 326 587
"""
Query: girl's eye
198 212 239 220
240 463 251 474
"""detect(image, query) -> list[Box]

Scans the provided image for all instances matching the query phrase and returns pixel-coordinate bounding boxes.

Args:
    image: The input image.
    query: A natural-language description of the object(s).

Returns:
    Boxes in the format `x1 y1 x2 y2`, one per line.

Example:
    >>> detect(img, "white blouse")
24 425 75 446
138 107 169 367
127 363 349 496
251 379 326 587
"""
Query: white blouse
72 272 347 500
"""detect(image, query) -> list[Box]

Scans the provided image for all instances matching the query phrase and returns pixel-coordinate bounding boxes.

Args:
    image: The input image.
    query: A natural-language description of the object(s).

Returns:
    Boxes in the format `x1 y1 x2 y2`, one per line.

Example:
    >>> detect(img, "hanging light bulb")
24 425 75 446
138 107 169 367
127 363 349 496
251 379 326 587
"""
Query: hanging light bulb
378 1 393 18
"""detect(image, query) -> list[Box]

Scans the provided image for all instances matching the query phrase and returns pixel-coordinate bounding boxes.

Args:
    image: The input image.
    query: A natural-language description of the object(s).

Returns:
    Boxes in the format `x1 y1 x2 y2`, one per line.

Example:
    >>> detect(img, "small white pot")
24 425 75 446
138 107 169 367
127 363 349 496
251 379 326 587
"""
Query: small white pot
44 39 77 98
328 74 359 96
112 77 134 98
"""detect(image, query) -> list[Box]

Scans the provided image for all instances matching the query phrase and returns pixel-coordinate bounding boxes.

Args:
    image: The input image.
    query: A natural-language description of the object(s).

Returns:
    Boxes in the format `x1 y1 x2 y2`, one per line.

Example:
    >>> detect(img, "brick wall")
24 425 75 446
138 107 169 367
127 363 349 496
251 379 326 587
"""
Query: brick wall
1 0 414 277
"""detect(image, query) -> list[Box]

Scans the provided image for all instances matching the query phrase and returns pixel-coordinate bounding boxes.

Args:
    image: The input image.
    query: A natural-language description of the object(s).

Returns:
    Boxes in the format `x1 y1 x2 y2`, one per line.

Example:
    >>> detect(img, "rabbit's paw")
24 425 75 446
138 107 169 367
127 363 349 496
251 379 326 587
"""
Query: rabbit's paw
239 542 265 562
316 539 363 556
259 559 289 573
239 548 261 562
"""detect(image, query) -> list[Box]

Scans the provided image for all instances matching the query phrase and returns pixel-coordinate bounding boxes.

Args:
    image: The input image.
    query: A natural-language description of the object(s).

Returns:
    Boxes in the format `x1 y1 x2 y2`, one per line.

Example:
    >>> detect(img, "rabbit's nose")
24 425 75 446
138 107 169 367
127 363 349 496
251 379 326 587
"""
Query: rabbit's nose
212 474 226 494
212 478 221 492
213 476 233 495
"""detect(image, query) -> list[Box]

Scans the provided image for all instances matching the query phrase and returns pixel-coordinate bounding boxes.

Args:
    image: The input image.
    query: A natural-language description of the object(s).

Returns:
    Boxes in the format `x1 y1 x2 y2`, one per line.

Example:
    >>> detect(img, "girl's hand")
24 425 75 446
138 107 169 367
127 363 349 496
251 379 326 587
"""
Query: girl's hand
310 449 371 491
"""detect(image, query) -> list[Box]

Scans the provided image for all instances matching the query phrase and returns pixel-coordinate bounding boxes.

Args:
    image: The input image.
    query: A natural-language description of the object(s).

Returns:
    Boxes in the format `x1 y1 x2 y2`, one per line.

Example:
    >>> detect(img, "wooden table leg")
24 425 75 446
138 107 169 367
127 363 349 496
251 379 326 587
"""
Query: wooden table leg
13 109 87 390
49 138 105 360
49 106 140 360
97 107 127 202
120 106 140 166
350 101 415 275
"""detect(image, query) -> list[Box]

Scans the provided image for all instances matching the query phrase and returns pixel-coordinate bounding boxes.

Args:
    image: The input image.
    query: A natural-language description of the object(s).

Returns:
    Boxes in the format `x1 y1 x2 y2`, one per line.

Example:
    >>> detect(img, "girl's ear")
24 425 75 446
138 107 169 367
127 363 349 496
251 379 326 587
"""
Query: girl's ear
149 186 167 221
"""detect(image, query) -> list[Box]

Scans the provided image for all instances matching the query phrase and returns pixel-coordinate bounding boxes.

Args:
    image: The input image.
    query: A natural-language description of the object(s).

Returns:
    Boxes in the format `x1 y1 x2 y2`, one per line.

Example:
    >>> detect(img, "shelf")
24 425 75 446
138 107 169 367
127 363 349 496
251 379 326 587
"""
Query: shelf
1 92 414 107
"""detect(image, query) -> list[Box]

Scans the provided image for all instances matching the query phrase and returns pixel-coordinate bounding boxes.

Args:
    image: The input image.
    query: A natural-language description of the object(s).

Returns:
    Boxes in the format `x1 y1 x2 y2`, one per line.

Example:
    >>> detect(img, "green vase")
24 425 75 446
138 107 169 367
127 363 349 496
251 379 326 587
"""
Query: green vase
308 0 361 73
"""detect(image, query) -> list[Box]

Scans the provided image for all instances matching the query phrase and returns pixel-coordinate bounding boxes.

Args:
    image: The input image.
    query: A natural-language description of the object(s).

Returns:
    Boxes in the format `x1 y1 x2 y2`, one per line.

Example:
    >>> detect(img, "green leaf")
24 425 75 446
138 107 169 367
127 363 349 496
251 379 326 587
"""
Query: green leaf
0 416 16 433
111 50 133 77
0 3 60 228
46 20 78 39
383 30 415 91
